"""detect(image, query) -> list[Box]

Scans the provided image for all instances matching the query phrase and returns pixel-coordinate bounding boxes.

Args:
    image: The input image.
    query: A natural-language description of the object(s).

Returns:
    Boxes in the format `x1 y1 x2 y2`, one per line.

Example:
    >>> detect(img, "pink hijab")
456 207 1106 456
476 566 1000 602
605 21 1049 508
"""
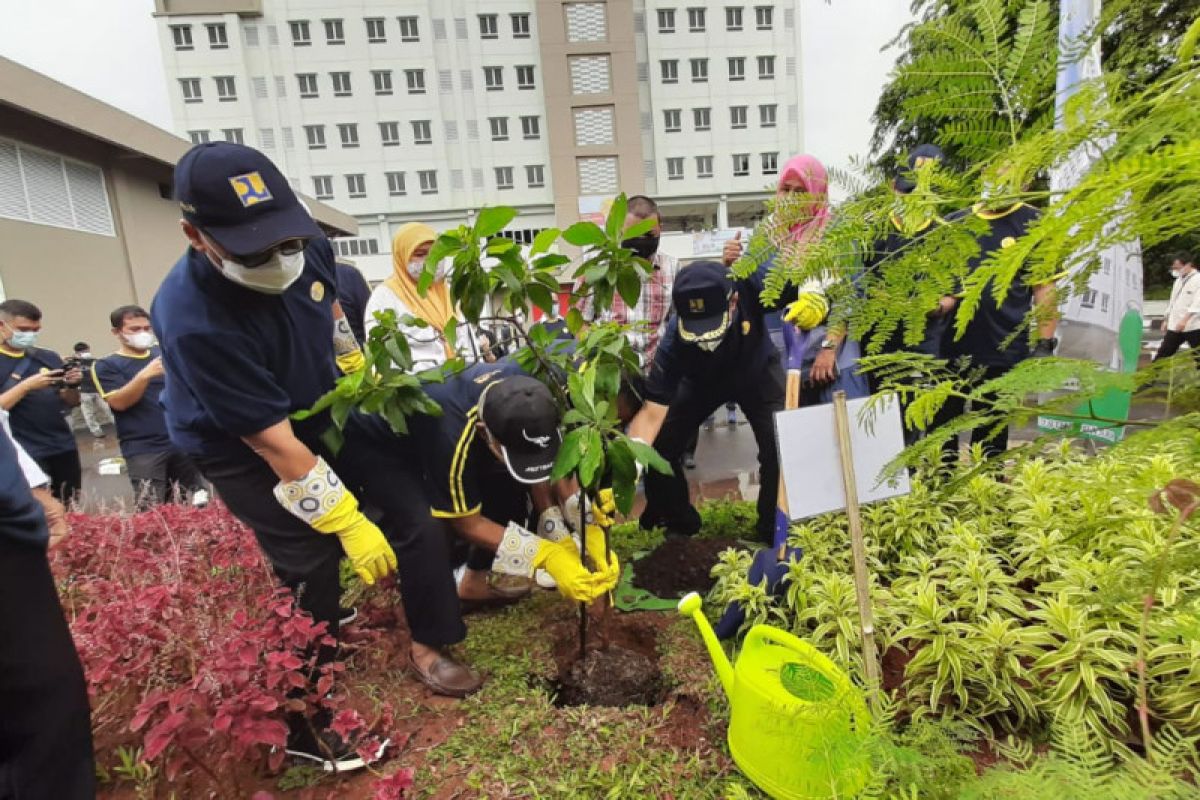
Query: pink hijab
776 154 830 244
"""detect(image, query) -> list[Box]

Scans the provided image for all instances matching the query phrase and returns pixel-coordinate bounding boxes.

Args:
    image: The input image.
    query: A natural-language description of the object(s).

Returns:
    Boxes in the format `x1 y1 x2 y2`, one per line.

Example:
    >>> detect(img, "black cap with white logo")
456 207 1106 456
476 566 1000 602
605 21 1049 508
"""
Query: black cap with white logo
480 376 562 484
894 144 945 194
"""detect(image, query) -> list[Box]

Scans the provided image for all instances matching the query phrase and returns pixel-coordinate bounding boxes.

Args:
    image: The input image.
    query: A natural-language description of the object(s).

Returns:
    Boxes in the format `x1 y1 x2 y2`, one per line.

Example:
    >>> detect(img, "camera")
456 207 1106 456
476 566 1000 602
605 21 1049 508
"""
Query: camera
54 356 90 388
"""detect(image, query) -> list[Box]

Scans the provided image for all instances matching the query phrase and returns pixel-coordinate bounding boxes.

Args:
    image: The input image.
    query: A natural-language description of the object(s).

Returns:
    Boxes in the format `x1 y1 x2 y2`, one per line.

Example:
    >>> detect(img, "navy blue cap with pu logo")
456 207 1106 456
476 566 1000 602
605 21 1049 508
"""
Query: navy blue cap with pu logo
174 142 321 258
894 144 945 194
672 260 734 343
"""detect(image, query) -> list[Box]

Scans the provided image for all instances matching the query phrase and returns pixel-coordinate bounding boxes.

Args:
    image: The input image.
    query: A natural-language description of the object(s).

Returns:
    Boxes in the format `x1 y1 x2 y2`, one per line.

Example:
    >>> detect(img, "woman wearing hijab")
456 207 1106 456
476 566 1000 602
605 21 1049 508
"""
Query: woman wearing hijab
723 153 867 404
364 223 462 368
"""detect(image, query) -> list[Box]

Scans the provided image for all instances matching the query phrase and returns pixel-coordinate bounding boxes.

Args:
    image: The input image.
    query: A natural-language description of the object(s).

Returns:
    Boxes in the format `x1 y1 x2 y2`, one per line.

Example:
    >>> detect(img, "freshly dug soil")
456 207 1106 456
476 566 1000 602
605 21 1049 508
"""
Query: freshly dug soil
555 645 663 707
631 537 748 598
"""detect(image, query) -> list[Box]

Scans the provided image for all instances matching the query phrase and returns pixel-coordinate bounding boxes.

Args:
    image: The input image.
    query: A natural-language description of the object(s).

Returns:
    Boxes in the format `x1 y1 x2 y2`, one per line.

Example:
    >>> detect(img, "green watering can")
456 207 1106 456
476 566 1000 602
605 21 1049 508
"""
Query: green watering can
678 593 871 799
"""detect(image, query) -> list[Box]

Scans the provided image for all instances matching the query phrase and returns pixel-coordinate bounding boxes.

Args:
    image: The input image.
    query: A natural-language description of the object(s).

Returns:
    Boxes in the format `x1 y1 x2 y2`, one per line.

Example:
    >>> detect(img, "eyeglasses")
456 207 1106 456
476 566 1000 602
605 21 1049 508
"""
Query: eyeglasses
238 238 308 268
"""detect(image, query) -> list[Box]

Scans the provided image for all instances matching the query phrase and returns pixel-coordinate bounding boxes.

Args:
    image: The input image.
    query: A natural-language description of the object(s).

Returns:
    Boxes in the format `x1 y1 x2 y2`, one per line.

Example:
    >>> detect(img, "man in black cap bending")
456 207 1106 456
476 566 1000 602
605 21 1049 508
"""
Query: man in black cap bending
627 260 796 544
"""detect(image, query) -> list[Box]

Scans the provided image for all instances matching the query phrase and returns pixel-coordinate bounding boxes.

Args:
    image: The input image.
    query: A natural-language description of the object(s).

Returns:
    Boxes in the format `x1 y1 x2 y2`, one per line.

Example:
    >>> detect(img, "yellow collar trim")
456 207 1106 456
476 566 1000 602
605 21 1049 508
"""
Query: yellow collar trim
973 202 1025 220
0 345 25 357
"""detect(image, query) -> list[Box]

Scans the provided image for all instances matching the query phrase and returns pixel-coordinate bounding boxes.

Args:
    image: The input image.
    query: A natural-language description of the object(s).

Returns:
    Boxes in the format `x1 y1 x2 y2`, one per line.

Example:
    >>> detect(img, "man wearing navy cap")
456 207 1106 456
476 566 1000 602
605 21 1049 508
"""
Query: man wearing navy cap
628 260 796 543
151 143 469 770
410 360 619 610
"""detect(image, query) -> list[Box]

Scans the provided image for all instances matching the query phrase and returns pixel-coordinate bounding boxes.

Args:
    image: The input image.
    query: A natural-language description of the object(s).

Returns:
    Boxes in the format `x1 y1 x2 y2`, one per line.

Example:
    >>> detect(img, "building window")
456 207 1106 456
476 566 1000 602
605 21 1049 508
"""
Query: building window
331 72 351 96
666 157 684 180
755 5 774 29
521 115 540 139
730 105 748 128
297 73 318 97
726 6 744 30
657 8 675 32
289 20 310 45
337 123 359 148
732 153 750 176
412 120 432 144
0 137 116 235
304 124 326 149
758 55 776 79
206 23 228 48
244 24 259 46
761 151 779 174
511 13 531 37
728 57 745 81
324 19 344 44
365 17 386 42
418 170 438 194
693 107 711 131
759 104 778 127
386 171 406 196
222 128 244 144
687 7 706 31
516 66 535 90
312 175 333 199
345 173 366 198
333 238 381 257
661 59 679 83
489 117 509 141
664 109 682 132
405 69 426 94
179 78 202 103
398 16 419 41
379 121 400 147
259 128 275 148
188 130 210 144
479 14 498 38
495 166 514 190
696 155 713 178
484 66 503 90
372 70 392 95
526 164 545 188
690 58 708 82
170 25 193 50
214 76 236 101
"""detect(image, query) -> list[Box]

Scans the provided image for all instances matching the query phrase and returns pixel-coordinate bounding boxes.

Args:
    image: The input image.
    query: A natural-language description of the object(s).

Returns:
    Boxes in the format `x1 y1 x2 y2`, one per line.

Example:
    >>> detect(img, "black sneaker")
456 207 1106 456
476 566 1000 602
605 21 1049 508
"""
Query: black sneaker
284 727 386 773
339 606 358 626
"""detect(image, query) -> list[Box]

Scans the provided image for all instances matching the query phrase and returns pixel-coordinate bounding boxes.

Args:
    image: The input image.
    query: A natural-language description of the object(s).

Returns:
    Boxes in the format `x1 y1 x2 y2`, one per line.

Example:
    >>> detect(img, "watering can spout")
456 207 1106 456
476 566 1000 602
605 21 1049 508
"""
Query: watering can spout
677 592 735 696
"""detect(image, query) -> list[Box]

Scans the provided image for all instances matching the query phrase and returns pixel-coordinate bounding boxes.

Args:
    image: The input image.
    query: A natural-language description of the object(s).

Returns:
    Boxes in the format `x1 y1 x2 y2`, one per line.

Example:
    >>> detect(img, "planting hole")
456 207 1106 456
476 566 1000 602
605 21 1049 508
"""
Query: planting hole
550 615 667 708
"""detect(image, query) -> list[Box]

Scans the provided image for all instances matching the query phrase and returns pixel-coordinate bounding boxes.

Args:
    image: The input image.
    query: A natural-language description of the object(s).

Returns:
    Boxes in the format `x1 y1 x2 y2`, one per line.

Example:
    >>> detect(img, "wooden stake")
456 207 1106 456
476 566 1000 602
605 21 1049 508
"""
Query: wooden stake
832 390 882 704
776 369 802 559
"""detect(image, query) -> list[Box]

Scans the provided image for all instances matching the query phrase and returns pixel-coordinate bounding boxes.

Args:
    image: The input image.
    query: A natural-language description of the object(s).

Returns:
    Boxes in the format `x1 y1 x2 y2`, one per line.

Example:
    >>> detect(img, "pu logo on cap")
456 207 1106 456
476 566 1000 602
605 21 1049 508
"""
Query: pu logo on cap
229 172 273 207
688 298 705 313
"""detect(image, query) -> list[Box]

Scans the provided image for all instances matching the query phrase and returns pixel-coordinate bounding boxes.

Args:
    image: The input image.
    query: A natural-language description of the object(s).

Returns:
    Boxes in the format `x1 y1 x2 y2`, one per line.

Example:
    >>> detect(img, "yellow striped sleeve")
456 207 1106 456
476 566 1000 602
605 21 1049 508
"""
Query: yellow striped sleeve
431 504 482 519
448 407 479 513
90 363 113 399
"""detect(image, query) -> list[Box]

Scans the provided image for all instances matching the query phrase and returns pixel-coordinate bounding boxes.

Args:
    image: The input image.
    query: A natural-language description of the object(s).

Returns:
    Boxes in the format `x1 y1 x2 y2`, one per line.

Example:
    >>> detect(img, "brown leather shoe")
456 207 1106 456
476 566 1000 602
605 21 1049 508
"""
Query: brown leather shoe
458 578 532 614
408 651 483 698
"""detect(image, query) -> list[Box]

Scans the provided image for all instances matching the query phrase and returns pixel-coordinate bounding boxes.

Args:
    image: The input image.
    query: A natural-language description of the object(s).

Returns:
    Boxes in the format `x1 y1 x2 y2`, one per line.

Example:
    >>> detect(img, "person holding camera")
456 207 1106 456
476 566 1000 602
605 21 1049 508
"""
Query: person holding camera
70 341 112 439
0 300 83 504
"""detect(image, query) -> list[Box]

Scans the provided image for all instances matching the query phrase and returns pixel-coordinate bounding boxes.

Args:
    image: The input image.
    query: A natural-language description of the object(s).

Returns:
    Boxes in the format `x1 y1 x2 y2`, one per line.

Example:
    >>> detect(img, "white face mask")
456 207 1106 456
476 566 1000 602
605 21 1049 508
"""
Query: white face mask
1171 269 1181 279
124 332 156 351
77 351 92 359
213 251 306 295
408 258 448 282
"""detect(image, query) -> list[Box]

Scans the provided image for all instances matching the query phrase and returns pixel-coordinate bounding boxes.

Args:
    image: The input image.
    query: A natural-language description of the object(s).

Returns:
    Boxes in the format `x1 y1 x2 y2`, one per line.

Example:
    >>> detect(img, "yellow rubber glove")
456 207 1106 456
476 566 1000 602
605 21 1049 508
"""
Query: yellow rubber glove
336 349 366 374
782 291 829 330
274 458 398 586
582 524 621 592
534 538 607 603
564 488 617 531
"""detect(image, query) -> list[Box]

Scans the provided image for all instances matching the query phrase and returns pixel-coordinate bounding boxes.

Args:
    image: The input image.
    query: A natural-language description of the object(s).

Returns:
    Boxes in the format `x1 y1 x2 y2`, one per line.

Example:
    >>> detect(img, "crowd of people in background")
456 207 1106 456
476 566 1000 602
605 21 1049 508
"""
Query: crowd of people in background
6 133 1195 798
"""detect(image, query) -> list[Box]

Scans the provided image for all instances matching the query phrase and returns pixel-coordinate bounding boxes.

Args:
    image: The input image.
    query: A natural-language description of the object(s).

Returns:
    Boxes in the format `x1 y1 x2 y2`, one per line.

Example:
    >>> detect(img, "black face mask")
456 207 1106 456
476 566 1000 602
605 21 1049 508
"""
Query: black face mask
624 234 660 261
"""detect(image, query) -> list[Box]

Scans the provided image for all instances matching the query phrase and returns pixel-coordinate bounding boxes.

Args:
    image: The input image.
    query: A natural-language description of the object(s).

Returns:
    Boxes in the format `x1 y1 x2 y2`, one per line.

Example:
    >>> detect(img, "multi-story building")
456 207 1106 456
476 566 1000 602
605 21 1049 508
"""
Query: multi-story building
153 0 806 277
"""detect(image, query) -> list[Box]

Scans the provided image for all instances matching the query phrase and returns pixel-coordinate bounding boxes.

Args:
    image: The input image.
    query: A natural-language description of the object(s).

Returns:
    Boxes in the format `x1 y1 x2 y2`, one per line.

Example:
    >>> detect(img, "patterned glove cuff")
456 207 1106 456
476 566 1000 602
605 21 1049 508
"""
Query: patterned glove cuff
538 506 572 542
333 316 360 356
492 522 540 578
561 494 593 533
273 457 348 527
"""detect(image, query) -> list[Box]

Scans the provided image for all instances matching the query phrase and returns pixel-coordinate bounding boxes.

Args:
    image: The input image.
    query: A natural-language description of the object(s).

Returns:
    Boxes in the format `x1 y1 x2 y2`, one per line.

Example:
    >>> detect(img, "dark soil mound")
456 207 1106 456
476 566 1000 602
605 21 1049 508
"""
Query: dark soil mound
555 645 662 707
631 537 748 598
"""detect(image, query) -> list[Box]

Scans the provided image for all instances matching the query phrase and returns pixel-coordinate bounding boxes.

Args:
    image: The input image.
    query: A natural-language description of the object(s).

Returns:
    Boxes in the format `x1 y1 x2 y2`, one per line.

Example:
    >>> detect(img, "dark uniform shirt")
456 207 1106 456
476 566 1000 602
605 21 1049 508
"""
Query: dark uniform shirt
862 213 947 357
91 349 171 458
645 260 794 405
0 347 75 460
150 239 342 456
335 261 371 345
944 203 1042 368
410 359 526 518
0 431 49 548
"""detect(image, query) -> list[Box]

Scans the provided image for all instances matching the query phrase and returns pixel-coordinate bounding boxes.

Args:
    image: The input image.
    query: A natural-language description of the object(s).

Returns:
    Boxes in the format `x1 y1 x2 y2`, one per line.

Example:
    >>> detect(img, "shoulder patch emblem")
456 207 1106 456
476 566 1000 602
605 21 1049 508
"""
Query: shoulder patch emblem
1001 236 1017 249
310 281 325 302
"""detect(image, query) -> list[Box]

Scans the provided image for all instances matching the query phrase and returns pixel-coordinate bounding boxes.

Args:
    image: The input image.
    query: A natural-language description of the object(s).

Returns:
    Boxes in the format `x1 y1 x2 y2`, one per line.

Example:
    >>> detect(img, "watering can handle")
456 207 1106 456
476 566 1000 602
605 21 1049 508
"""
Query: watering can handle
743 624 820 661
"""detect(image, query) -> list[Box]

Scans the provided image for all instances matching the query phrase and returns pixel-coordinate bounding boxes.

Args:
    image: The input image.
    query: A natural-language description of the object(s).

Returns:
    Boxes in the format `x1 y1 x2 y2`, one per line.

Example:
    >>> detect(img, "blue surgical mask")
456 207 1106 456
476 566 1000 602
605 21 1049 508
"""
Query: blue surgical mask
8 330 38 349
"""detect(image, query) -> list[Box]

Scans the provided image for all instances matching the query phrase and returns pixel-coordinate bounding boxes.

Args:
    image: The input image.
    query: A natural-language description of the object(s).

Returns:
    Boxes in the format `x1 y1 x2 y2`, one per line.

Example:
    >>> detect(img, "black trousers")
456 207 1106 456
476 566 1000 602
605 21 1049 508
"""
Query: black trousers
934 361 1013 465
1154 329 1200 365
126 449 207 509
0 538 95 800
33 449 81 507
193 418 465 650
642 355 786 544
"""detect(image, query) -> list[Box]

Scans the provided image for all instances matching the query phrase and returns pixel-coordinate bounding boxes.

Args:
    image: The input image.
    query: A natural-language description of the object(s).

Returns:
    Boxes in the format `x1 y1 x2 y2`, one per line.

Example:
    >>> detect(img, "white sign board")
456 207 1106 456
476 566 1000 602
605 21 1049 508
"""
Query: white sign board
775 394 911 520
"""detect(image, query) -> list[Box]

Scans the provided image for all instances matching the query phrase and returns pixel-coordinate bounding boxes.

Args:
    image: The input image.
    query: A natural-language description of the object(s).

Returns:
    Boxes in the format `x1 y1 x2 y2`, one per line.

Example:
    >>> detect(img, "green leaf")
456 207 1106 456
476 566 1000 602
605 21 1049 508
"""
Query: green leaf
628 438 671 476
621 216 656 240
578 428 604 487
487 237 517 255
475 206 518 239
552 428 586 481
566 308 584 336
616 268 642 308
443 319 458 355
530 227 561 255
605 193 628 239
607 438 637 515
562 221 606 247
527 283 554 314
